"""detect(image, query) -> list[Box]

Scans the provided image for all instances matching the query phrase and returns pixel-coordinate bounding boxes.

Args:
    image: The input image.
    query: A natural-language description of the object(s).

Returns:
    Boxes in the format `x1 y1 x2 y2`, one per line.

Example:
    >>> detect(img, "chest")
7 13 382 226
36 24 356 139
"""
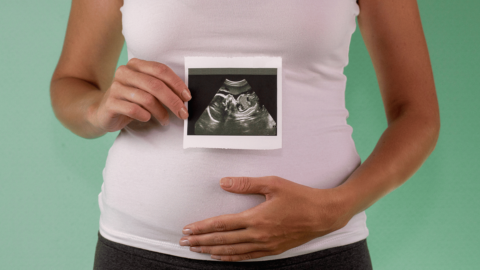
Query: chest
121 0 358 62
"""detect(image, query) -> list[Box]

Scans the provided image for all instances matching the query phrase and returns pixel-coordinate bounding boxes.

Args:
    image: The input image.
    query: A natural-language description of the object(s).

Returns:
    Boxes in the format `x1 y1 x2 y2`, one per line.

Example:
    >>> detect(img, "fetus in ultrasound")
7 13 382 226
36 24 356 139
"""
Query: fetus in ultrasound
195 78 277 135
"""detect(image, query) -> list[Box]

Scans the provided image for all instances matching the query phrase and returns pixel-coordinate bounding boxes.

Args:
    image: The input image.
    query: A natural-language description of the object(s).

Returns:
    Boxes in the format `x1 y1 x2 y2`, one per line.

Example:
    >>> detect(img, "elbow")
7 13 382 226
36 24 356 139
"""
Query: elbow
397 99 441 153
421 108 441 155
49 68 66 116
49 76 62 122
429 113 441 153
391 101 441 154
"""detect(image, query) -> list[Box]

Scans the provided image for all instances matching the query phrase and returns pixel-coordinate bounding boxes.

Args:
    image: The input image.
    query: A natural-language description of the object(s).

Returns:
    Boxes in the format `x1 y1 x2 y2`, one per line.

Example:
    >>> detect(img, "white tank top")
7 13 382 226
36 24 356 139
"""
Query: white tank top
98 0 368 261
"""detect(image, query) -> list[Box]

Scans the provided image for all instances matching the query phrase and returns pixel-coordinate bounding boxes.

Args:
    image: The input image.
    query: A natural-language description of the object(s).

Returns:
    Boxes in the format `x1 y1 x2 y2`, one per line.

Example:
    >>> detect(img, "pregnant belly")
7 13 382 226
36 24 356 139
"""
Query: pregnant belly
99 122 361 244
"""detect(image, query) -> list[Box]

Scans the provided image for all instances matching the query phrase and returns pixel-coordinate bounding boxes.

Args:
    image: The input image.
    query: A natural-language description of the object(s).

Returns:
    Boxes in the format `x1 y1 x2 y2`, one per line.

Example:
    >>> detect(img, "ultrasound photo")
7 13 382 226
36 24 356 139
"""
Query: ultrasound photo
195 78 276 136
183 57 282 150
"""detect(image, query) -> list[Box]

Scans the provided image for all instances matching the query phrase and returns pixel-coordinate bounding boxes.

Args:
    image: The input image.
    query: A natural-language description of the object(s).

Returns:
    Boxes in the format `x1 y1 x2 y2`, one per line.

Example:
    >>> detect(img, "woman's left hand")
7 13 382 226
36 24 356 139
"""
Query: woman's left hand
179 176 353 262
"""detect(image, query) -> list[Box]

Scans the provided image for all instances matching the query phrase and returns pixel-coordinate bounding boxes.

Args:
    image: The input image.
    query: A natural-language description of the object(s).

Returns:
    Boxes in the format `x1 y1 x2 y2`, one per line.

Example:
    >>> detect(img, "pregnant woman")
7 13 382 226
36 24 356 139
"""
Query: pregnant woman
50 0 439 269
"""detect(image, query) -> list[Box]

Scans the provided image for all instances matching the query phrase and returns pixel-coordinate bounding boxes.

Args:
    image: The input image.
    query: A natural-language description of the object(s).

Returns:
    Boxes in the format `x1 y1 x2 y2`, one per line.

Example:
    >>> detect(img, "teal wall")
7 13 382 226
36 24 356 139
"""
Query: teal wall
1 1 478 269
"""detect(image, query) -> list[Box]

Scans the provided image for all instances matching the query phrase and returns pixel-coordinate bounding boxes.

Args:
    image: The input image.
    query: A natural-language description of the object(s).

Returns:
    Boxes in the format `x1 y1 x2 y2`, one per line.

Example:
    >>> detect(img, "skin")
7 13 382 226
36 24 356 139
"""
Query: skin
50 0 191 138
51 0 440 262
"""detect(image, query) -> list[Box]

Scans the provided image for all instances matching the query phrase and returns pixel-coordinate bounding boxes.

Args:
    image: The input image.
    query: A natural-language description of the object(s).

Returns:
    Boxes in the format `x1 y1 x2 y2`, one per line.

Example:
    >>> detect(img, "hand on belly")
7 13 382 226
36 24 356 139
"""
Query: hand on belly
178 176 353 262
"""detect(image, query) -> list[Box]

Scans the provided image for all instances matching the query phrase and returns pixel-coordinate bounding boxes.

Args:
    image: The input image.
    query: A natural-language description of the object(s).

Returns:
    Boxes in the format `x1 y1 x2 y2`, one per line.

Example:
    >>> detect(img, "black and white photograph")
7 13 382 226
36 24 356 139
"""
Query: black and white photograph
183 57 282 149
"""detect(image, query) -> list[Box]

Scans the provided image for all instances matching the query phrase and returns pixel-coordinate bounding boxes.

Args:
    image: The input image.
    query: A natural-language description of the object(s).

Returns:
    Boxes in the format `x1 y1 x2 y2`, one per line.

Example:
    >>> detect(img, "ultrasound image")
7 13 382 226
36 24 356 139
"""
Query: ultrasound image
195 78 277 135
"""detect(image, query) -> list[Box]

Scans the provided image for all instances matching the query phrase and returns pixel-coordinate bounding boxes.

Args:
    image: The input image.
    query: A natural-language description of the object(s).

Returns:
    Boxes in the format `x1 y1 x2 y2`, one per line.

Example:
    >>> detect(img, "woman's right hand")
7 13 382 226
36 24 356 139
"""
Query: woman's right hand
90 58 192 132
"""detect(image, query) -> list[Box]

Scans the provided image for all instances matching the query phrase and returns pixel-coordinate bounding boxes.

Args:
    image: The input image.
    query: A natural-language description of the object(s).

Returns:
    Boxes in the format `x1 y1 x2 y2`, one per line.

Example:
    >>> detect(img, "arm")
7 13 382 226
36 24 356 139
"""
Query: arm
335 0 440 219
50 0 125 138
50 0 191 139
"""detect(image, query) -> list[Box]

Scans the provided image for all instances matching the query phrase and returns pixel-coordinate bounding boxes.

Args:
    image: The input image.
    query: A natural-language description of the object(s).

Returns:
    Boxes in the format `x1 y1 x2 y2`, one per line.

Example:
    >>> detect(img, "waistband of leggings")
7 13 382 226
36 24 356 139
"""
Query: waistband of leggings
97 231 368 269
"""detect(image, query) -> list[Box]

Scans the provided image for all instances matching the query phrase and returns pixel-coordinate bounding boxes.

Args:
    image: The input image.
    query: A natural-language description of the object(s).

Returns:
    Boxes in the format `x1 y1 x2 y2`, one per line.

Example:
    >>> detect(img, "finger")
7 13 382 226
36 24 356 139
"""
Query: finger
181 229 257 247
112 98 151 122
114 82 169 125
191 242 270 256
182 213 249 235
211 251 278 262
219 176 277 195
116 65 189 120
126 58 192 102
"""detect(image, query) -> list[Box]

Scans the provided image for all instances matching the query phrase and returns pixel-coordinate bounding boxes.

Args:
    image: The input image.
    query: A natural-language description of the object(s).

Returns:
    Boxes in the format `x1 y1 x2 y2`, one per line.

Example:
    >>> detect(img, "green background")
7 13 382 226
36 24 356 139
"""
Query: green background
1 1 478 269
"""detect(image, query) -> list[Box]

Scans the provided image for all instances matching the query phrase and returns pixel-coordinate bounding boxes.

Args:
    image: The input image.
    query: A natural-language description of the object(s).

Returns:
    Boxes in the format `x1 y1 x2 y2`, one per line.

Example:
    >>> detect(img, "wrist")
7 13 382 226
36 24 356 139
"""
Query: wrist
329 182 360 227
309 186 357 235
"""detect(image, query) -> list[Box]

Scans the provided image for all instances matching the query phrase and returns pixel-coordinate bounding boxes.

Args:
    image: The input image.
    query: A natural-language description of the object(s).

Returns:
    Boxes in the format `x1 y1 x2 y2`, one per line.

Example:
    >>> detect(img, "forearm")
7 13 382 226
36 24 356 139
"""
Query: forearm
50 77 106 139
334 109 440 220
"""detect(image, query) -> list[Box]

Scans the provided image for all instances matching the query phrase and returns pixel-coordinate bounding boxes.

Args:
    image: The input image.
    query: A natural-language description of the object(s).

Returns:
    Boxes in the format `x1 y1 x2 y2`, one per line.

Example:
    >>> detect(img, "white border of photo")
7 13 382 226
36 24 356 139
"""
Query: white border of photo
183 56 282 150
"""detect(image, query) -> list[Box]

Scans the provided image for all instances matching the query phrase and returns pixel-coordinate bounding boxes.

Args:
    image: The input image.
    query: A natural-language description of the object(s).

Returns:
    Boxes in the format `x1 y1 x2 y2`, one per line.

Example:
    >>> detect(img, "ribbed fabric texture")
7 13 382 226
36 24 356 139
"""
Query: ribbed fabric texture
98 0 369 262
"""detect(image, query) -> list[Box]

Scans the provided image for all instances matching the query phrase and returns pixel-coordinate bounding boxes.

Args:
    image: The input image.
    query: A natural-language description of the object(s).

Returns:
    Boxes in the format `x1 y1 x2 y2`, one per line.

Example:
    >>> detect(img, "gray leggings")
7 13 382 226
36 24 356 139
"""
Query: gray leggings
93 232 373 270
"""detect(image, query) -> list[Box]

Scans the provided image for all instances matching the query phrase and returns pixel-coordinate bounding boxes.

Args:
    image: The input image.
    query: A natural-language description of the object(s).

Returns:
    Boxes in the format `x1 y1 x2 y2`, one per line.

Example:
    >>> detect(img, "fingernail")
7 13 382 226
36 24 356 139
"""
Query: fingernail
190 247 201 253
179 239 190 246
160 118 169 126
211 255 222 260
182 228 192 235
220 178 233 188
182 89 192 101
179 107 189 119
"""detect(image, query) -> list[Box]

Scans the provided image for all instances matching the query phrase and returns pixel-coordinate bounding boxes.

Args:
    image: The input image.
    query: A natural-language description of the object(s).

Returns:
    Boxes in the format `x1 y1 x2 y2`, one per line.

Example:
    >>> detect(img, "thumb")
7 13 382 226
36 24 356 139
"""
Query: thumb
220 176 275 195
